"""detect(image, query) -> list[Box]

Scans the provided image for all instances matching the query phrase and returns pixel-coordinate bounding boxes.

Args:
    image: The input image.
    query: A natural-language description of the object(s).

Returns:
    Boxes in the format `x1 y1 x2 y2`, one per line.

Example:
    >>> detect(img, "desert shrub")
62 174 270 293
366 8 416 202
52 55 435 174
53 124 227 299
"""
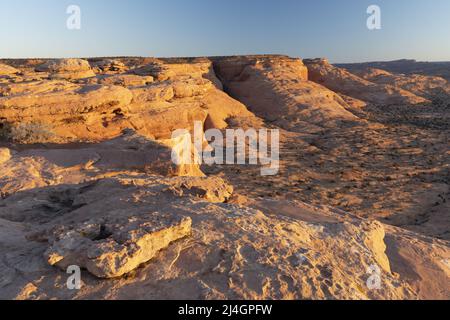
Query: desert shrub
0 122 12 140
3 122 56 144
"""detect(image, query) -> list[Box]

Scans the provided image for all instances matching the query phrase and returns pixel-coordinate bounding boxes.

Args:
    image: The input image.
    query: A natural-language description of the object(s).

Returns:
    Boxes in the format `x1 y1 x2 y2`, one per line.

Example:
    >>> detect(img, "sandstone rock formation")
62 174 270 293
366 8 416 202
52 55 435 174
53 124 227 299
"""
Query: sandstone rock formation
0 63 20 76
0 80 133 141
46 213 192 278
214 56 361 132
0 130 204 196
1 58 254 142
0 55 449 300
349 67 450 99
35 59 96 80
131 58 223 89
337 59 450 82
91 59 128 74
0 172 448 299
0 147 11 164
98 74 154 87
304 58 429 105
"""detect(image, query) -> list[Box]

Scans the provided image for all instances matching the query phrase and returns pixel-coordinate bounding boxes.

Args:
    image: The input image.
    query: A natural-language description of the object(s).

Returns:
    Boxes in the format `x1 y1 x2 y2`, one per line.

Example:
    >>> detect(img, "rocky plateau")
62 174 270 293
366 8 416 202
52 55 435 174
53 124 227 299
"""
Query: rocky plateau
0 55 448 300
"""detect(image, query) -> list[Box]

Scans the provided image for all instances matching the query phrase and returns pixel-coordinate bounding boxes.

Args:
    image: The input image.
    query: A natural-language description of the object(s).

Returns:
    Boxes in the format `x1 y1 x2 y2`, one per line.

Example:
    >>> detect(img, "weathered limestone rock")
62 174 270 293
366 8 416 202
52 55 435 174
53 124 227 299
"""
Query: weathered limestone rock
0 164 448 299
36 59 96 80
304 58 429 105
45 214 192 278
2 174 448 299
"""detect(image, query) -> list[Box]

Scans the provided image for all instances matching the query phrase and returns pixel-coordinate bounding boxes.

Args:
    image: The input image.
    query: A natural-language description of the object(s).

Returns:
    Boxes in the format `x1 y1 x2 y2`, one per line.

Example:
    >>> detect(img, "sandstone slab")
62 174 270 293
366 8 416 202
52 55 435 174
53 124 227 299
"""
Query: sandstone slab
46 214 192 278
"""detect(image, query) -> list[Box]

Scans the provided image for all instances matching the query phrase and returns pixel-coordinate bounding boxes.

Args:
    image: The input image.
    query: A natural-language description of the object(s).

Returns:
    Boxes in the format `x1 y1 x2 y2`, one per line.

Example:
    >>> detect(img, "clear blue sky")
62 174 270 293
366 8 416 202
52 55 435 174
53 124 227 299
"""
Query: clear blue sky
1 0 449 63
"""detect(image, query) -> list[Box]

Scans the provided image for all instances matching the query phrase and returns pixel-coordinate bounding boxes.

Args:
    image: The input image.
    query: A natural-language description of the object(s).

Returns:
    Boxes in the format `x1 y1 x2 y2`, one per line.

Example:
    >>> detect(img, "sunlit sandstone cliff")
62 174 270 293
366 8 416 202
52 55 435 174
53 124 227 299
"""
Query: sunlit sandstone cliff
0 56 449 300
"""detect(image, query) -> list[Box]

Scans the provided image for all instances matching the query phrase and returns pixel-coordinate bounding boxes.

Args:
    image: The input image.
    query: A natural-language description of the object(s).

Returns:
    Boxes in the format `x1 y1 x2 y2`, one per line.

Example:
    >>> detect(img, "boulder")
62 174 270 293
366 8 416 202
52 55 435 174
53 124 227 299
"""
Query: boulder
46 214 192 278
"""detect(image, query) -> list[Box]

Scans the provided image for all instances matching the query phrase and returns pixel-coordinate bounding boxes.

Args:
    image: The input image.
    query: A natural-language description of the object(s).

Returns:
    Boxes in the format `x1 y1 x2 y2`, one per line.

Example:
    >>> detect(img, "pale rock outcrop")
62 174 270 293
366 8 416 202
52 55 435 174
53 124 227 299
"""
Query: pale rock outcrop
0 148 11 164
337 59 450 82
304 58 429 105
1 58 255 142
1 56 448 300
0 80 133 141
126 58 256 135
98 74 154 87
131 58 223 89
35 59 96 80
91 59 128 74
343 220 391 273
349 67 450 99
214 55 360 131
168 176 233 203
46 214 192 278
0 131 204 196
95 130 204 177
0 175 448 299
0 63 20 76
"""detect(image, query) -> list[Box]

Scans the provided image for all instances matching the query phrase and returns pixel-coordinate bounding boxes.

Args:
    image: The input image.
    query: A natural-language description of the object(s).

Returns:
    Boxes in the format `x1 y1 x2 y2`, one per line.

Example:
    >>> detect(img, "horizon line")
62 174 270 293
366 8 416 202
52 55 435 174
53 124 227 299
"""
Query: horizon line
1 54 450 65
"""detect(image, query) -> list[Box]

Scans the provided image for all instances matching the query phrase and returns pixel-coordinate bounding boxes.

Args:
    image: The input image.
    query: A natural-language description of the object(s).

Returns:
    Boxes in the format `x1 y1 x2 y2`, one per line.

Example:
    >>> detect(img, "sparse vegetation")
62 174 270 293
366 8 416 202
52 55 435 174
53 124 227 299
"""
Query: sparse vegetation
0 121 55 144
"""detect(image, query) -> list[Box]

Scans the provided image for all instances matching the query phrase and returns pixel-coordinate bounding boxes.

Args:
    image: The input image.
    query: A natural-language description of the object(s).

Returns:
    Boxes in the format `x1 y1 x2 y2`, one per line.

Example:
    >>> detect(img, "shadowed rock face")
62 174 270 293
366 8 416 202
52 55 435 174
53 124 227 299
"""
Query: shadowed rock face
0 55 449 300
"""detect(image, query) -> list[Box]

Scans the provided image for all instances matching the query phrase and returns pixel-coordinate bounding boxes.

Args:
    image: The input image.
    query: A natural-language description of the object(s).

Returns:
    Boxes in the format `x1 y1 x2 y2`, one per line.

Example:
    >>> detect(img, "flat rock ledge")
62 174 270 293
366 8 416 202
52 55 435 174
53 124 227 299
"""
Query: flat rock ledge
45 214 192 278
